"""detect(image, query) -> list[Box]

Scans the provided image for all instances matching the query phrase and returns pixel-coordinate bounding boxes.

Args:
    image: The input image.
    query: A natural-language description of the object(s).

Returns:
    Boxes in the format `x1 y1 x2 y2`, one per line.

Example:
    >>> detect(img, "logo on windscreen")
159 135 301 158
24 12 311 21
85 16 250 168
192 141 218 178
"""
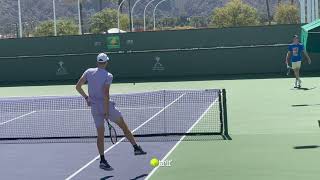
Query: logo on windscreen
152 56 165 71
56 61 68 76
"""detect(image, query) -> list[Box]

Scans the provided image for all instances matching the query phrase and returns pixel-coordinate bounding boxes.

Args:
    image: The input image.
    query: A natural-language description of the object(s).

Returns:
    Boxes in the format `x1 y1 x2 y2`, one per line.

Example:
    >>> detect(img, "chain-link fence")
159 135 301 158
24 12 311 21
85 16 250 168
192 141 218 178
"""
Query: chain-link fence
0 0 311 39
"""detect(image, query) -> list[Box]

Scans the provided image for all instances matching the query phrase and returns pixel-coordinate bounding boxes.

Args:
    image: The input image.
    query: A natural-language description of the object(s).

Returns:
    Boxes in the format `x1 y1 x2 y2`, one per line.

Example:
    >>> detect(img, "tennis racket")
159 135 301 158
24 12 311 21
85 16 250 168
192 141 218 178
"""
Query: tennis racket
106 119 117 144
286 64 292 76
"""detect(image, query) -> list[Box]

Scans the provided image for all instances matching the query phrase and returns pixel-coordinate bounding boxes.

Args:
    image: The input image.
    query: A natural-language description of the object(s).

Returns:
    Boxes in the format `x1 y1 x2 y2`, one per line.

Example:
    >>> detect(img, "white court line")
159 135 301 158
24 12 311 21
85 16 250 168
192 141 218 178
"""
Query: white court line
35 106 163 113
0 111 36 126
120 107 163 110
65 93 186 180
145 98 218 180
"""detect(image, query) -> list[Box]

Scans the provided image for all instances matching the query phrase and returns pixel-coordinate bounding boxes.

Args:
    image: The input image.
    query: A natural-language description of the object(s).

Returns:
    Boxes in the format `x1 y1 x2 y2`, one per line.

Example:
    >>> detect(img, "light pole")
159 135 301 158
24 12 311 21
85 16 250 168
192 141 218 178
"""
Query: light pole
118 0 127 31
131 0 144 31
311 0 315 21
53 0 57 36
265 0 271 25
299 0 306 23
144 0 157 31
316 0 319 19
307 0 312 22
77 0 83 34
99 0 103 11
312 0 319 21
128 0 132 32
153 0 170 31
18 0 22 38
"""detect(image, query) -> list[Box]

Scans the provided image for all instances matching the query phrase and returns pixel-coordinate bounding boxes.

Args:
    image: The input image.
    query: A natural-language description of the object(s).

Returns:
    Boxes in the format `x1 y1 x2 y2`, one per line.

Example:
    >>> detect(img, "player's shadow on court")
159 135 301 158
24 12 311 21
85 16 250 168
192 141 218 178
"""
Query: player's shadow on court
290 87 317 91
292 104 320 107
130 174 148 180
293 145 320 149
100 176 113 180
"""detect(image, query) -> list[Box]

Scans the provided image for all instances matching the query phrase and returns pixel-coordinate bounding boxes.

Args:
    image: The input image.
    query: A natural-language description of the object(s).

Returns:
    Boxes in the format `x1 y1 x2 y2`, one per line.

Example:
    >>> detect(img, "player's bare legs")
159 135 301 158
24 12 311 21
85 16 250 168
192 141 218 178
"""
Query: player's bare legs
114 117 147 155
293 68 301 88
96 126 105 155
115 117 136 145
97 126 113 170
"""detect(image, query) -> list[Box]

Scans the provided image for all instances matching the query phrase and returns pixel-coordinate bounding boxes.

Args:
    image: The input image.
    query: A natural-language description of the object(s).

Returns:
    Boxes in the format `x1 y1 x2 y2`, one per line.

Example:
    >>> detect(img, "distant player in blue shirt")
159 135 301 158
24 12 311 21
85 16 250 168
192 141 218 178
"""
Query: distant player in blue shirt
286 35 311 88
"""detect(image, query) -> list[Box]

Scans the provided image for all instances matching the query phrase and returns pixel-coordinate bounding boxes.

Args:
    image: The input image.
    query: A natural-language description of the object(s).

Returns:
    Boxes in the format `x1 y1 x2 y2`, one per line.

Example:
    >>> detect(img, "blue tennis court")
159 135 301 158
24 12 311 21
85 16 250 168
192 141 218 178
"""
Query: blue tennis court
0 89 226 180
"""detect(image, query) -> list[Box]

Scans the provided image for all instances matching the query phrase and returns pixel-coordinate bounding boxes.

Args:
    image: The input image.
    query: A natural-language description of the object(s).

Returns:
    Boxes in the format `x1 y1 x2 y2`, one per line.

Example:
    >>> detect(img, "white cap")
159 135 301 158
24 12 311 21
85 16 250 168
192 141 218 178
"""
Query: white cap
97 53 109 63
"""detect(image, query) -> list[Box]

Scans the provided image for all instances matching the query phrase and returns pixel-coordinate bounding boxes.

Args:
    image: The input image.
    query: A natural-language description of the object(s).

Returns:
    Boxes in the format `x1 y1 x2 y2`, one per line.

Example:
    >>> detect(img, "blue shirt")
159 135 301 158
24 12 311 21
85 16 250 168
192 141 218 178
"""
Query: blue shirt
288 43 304 62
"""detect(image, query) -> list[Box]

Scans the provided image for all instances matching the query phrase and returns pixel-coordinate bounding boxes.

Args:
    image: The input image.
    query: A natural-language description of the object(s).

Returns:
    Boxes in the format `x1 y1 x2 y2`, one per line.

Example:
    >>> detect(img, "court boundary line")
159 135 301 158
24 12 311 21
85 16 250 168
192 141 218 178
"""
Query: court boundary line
145 98 218 180
0 111 36 126
65 93 186 180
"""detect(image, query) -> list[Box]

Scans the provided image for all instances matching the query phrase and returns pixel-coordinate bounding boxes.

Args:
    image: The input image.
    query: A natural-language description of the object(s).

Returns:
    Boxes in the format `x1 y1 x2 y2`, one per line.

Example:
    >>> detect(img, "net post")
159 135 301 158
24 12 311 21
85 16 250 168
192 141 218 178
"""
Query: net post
218 89 224 136
222 89 231 140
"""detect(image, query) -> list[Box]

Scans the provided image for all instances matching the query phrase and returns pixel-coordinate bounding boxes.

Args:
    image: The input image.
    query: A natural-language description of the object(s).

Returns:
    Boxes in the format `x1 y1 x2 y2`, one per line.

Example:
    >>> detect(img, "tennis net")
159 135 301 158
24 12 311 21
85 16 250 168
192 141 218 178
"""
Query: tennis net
0 89 230 143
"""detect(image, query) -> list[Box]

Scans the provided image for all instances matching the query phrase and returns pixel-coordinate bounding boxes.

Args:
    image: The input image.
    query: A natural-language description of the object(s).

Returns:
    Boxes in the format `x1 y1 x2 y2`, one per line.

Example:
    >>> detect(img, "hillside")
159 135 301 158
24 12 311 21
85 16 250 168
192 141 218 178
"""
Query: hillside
0 0 299 35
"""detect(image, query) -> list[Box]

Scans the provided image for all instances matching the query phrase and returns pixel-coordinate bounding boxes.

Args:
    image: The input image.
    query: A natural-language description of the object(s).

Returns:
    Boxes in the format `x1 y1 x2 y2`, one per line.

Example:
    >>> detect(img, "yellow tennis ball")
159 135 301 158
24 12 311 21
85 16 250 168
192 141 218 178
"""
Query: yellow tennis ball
150 158 159 167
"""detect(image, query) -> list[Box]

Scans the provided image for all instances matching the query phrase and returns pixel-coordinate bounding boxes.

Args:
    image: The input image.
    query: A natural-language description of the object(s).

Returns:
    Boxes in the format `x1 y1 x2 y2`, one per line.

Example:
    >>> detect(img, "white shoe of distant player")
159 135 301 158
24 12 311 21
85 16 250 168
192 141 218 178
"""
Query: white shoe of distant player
298 79 302 88
294 80 298 88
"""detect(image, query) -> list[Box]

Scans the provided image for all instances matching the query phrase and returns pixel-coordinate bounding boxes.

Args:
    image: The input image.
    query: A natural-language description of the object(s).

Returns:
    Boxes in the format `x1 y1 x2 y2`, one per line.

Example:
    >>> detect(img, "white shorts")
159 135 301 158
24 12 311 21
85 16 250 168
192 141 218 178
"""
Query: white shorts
292 61 301 69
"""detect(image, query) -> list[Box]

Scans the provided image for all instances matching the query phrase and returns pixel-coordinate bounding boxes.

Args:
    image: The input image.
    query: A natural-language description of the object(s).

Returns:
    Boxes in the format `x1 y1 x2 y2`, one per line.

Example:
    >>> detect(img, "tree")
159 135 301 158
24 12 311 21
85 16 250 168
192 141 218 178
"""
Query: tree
90 8 129 33
157 17 178 29
274 3 300 24
210 0 259 28
176 16 190 27
188 16 209 28
33 19 78 37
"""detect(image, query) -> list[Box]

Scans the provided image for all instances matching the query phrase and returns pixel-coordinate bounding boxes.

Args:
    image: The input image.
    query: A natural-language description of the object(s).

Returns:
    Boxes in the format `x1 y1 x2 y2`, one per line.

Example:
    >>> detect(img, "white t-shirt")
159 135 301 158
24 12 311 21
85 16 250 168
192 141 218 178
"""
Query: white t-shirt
82 67 113 102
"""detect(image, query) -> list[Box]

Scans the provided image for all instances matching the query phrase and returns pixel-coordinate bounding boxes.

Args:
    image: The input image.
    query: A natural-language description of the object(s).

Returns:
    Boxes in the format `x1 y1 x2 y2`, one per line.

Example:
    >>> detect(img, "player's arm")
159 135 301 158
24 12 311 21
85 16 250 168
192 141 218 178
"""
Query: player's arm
103 84 110 119
303 50 312 64
285 51 291 65
76 74 89 106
